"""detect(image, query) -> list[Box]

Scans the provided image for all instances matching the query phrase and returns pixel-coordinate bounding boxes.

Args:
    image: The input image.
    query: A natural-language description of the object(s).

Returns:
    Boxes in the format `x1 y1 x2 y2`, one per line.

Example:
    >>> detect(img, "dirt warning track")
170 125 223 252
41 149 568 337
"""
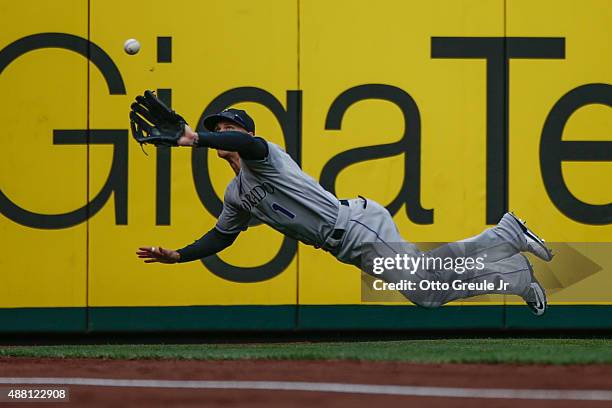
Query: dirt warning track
1 358 612 407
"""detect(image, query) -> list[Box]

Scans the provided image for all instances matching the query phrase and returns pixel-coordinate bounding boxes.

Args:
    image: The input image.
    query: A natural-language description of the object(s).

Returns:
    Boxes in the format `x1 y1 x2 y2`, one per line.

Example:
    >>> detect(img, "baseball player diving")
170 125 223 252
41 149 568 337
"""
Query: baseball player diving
131 91 553 315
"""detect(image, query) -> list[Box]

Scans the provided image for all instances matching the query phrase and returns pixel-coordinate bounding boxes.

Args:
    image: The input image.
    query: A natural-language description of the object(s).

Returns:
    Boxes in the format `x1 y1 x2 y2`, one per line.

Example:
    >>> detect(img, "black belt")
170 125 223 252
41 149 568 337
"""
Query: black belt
330 200 350 239
340 196 367 209
329 198 368 241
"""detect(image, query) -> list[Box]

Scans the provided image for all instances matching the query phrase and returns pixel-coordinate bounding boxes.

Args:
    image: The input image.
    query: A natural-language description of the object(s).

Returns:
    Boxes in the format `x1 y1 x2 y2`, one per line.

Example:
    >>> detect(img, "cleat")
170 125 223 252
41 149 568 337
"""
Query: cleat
525 282 547 316
505 212 554 262
522 256 547 316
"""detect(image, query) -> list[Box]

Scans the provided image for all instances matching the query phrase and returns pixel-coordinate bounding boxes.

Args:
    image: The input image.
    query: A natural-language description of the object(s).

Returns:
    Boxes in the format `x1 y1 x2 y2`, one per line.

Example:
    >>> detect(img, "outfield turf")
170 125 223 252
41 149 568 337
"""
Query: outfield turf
2 338 612 365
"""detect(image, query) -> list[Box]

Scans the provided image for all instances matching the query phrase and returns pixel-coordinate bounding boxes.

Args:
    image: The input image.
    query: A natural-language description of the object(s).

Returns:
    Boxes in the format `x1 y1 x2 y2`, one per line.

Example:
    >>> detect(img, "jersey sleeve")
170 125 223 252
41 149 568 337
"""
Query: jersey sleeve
215 181 251 234
240 140 284 175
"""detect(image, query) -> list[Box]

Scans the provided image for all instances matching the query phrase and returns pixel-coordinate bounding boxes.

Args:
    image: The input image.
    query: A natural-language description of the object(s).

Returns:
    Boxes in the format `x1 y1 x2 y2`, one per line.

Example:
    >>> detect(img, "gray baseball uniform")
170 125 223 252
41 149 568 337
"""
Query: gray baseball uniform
217 140 537 307
216 141 339 247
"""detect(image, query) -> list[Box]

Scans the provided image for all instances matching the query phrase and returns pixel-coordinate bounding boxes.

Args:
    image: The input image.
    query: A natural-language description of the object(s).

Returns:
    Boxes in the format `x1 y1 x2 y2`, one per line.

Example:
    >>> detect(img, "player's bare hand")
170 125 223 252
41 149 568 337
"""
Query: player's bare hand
178 125 198 147
136 246 180 264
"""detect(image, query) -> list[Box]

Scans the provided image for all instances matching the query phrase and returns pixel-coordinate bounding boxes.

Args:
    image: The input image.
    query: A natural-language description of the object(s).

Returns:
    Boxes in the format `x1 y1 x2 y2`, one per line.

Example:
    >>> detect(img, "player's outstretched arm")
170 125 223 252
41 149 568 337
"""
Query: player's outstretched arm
178 125 268 160
176 228 240 262
136 228 240 265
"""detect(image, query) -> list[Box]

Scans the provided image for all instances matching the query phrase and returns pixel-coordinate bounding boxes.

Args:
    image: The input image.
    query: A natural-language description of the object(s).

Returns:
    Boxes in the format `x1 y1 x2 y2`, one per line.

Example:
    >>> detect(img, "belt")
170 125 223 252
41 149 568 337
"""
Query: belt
330 200 350 239
322 197 368 251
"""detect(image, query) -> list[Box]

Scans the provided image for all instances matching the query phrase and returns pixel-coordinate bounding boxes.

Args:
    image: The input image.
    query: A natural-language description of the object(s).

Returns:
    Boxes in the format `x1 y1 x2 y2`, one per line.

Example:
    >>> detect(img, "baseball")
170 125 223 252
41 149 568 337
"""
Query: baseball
124 38 140 55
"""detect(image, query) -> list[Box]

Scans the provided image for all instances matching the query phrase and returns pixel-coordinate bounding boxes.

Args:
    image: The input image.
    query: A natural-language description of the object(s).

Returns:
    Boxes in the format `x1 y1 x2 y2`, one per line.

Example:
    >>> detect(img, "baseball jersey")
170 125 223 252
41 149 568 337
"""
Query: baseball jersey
215 140 340 248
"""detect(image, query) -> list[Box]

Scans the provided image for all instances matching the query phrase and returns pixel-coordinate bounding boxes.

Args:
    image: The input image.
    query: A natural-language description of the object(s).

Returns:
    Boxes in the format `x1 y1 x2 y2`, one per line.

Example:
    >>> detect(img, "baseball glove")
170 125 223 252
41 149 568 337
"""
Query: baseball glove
129 90 187 147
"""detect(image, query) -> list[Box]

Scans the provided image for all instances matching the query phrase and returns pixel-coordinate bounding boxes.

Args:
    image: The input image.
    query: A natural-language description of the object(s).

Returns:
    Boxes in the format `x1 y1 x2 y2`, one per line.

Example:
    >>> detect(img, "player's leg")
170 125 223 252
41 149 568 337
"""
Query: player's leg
426 212 553 263
405 212 549 314
408 253 546 315
338 200 547 315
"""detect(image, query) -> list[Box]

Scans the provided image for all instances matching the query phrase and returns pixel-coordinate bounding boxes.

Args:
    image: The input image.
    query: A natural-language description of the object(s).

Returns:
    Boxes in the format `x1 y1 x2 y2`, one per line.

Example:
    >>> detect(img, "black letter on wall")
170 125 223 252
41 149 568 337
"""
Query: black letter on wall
541 83 612 225
432 37 565 224
321 84 433 224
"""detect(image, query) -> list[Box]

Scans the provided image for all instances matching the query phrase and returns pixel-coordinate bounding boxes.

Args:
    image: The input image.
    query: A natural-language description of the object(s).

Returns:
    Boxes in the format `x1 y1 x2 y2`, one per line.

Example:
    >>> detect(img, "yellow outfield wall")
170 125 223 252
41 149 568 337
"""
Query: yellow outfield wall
0 0 610 315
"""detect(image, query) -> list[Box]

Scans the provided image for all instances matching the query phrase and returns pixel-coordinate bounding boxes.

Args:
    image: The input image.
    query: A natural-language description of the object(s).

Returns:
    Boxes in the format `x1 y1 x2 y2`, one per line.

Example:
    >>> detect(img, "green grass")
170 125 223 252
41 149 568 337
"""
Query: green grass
2 338 612 364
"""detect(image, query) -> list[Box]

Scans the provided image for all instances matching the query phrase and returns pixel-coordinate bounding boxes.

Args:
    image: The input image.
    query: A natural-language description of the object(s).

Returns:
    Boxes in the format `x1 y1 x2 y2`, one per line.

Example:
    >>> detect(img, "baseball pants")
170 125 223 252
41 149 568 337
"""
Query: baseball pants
323 197 534 308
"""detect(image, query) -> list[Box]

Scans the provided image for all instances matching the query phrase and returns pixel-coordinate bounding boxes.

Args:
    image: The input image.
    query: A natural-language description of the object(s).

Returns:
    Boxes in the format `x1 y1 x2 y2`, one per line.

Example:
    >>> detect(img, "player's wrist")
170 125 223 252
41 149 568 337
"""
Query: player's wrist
175 248 184 263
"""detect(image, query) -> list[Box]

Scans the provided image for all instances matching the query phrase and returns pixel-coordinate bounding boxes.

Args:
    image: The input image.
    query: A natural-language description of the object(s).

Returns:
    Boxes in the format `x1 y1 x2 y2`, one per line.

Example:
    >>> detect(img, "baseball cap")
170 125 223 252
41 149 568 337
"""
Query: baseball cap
203 108 255 133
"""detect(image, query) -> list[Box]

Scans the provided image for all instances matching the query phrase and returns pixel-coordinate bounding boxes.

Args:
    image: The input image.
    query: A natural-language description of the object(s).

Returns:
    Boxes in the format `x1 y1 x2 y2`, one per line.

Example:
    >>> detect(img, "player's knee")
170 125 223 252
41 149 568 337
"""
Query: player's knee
420 300 443 309
409 297 443 309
